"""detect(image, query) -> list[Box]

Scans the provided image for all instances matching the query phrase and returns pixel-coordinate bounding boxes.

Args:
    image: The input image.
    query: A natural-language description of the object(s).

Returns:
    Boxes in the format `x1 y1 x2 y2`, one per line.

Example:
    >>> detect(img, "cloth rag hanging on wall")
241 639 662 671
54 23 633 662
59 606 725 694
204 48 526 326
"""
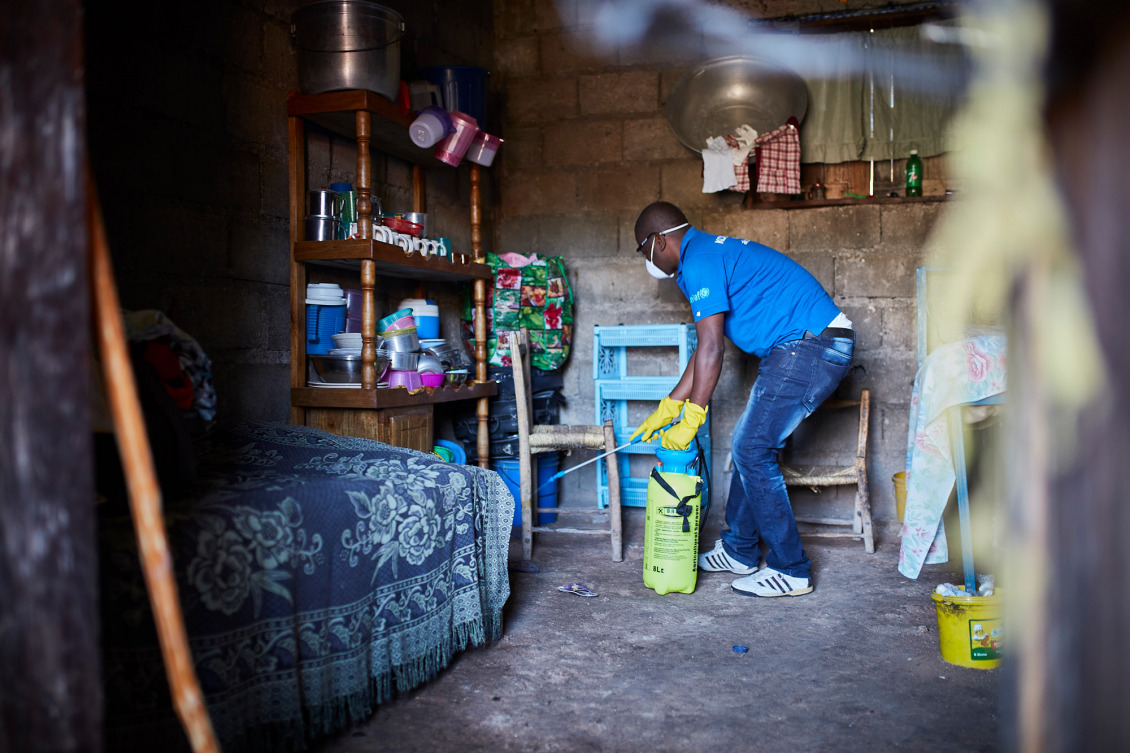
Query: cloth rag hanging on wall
701 136 736 192
753 121 801 194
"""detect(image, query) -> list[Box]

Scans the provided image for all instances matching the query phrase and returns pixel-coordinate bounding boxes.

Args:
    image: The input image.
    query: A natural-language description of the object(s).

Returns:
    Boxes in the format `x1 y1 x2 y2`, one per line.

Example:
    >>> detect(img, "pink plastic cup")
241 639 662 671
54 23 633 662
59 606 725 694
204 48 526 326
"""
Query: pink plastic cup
466 131 503 167
434 111 480 167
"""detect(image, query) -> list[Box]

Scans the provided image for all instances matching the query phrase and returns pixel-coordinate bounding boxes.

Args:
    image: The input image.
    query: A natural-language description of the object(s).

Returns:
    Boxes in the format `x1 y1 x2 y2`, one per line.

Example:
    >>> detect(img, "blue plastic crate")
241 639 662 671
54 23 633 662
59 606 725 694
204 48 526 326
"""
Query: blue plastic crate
593 324 697 380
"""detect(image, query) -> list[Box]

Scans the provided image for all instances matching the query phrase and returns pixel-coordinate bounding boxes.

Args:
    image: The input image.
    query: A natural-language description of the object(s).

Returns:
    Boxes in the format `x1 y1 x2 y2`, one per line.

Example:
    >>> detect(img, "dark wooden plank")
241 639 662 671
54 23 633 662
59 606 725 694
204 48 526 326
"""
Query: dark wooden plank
294 240 494 280
0 0 101 750
287 90 444 167
292 381 498 409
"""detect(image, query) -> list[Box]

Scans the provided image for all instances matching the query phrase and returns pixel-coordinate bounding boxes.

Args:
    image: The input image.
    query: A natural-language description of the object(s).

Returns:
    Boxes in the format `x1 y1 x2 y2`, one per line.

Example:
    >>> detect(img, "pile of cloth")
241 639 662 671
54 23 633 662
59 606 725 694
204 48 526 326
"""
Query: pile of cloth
701 118 801 195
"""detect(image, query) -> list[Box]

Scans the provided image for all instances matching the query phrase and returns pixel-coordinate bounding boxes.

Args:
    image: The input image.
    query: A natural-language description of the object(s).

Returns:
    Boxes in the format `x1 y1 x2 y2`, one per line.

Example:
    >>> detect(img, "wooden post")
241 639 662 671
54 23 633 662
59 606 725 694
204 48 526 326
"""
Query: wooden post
470 163 490 468
288 113 307 424
355 110 376 389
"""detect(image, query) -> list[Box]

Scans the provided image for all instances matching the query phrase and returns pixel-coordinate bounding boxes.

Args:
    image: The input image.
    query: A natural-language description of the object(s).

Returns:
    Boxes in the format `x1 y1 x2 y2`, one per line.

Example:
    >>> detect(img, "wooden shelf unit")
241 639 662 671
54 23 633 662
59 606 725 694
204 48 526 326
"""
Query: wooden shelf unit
287 90 495 461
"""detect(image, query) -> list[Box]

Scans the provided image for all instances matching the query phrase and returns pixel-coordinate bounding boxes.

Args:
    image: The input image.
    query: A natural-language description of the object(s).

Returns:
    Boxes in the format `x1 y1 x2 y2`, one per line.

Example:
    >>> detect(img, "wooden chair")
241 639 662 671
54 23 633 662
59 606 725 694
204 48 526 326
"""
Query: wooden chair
506 330 623 562
780 389 874 553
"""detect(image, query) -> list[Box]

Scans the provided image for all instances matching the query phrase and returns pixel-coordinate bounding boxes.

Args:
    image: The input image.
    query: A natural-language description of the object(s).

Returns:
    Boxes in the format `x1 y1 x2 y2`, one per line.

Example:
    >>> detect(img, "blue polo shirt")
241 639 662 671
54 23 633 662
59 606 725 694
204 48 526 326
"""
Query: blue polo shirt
676 227 841 357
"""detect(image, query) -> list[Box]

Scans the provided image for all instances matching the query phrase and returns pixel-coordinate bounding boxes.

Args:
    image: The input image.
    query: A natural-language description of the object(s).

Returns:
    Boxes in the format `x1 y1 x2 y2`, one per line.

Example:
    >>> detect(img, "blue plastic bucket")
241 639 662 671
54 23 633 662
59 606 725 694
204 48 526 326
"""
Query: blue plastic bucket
306 303 346 355
420 66 489 126
434 439 466 465
493 453 558 526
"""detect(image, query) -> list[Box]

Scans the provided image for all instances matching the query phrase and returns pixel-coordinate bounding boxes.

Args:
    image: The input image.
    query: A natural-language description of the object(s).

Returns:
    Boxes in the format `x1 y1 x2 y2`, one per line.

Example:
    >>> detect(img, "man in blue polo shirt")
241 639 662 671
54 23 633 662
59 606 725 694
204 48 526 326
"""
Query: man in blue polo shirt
629 201 854 597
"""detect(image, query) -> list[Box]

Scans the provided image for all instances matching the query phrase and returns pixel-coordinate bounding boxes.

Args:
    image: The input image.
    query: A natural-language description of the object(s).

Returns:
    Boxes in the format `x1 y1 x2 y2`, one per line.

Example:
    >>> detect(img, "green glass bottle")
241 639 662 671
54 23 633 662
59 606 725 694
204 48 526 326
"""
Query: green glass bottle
906 149 923 197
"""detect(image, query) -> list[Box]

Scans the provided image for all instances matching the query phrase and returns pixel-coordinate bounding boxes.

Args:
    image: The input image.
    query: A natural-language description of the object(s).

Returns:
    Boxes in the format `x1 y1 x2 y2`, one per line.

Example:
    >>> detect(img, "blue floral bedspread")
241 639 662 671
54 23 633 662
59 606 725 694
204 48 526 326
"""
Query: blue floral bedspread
100 421 514 752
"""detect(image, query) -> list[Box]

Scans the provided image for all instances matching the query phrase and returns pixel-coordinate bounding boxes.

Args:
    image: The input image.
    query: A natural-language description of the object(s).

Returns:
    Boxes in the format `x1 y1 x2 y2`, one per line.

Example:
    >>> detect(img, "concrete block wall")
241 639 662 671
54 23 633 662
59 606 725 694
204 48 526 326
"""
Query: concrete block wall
491 0 950 524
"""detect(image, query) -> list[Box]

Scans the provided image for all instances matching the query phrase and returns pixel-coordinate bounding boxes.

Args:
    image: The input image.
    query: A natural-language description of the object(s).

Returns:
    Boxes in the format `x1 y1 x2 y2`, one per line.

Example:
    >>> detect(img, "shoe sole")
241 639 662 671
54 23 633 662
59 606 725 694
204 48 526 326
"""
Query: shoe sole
731 584 814 598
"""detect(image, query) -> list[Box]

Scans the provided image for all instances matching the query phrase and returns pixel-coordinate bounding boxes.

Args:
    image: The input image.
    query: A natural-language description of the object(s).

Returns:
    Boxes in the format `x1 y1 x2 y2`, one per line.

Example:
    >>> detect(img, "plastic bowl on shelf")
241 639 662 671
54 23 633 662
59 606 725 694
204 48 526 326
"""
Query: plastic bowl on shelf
383 316 416 332
420 373 445 388
381 216 424 237
387 369 423 390
378 308 414 331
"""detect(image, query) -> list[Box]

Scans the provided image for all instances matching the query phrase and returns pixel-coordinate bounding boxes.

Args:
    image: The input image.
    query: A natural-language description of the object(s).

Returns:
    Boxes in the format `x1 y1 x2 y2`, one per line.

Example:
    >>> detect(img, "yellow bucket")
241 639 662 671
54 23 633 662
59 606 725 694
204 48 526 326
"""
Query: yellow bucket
931 588 1003 669
892 471 907 522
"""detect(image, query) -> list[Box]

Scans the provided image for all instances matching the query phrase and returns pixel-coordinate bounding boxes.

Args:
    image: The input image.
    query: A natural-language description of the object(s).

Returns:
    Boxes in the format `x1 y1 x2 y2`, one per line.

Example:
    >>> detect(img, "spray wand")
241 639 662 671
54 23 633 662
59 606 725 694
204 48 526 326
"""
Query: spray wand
535 436 647 492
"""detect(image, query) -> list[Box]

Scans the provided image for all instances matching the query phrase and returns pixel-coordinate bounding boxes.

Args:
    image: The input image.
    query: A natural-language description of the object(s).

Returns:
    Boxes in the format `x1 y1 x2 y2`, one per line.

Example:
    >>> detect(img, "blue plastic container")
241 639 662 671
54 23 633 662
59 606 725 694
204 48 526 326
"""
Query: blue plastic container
416 314 440 339
420 65 489 126
493 453 559 526
306 303 346 355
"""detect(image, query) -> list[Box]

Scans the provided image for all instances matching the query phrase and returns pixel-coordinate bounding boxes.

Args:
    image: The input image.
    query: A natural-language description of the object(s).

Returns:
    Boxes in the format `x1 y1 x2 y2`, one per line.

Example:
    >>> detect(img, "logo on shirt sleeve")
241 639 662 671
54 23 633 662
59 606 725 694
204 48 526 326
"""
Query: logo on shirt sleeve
714 235 726 244
689 287 711 303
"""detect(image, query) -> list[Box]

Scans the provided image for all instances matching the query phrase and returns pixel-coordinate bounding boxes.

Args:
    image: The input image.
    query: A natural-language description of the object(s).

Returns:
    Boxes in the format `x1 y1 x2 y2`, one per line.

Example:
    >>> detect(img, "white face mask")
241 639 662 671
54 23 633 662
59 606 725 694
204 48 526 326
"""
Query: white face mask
643 222 687 279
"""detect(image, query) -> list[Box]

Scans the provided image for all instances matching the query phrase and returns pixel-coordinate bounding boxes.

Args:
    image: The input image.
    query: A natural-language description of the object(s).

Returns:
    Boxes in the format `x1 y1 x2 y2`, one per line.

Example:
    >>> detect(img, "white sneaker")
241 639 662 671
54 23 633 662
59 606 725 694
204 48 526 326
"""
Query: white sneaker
731 567 814 597
698 540 759 575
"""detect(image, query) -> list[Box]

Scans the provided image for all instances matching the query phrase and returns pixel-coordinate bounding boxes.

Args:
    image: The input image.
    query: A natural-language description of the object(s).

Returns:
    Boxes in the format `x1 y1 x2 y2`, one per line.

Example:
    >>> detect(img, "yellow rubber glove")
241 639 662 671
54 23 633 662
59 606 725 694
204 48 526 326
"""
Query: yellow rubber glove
659 402 708 451
629 396 685 443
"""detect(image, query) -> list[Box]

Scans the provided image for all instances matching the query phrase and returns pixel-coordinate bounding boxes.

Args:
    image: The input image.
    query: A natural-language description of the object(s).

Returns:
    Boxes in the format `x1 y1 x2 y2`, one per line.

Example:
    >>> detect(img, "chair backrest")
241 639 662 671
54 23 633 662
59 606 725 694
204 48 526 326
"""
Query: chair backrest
506 329 534 445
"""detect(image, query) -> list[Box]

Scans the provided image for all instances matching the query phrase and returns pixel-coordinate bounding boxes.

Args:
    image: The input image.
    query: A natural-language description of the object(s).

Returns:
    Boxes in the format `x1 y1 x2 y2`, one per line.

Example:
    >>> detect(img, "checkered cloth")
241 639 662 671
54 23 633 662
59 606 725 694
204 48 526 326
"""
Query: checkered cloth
724 134 750 193
754 123 801 194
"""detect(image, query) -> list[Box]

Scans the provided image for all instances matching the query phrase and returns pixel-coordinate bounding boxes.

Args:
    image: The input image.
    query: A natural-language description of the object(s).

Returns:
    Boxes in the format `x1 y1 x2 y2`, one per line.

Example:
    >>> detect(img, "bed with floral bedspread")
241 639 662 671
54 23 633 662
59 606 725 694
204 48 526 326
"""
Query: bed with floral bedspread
99 420 514 753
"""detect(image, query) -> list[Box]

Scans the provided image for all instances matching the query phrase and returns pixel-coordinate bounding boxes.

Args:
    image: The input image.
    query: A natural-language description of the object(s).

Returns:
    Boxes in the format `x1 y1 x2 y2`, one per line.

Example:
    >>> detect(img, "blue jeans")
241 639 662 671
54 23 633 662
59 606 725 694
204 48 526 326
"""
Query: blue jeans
720 335 854 579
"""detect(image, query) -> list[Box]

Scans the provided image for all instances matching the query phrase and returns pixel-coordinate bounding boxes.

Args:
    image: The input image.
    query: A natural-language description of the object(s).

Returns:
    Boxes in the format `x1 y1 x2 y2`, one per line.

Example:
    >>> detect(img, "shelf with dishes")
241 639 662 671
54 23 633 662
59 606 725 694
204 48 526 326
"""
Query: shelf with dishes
294 239 492 281
292 380 497 409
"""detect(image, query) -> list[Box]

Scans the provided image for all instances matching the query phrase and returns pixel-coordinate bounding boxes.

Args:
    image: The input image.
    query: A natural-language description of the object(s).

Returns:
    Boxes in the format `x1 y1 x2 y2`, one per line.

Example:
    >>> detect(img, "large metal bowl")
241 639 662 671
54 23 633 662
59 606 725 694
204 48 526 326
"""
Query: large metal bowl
664 56 808 153
309 352 388 383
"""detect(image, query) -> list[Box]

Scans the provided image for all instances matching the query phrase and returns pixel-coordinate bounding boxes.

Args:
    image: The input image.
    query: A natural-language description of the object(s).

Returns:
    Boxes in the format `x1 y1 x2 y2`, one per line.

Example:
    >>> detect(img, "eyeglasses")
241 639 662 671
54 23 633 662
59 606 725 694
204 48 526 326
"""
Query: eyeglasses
634 222 689 255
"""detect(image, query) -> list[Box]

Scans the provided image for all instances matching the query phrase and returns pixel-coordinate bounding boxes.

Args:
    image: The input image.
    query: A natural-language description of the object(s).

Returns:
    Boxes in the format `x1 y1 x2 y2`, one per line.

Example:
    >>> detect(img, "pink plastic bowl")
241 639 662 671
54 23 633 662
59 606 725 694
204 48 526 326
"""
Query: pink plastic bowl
420 373 445 388
383 317 416 332
387 370 423 390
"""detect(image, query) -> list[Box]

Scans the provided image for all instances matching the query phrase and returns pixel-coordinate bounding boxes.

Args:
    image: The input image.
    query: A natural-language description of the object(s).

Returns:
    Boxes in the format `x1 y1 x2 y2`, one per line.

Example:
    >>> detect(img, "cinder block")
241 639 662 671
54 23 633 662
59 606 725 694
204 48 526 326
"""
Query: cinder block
496 126 541 170
579 70 659 116
502 170 578 216
263 20 296 87
880 202 946 253
498 215 541 253
543 119 622 166
623 117 689 162
576 165 661 212
838 252 919 298
496 35 539 77
539 29 608 77
881 298 918 353
537 0 573 29
785 252 835 296
836 299 881 353
230 215 290 286
506 78 578 127
840 350 917 413
789 205 881 251
533 214 619 258
260 148 290 219
705 209 789 252
660 159 719 210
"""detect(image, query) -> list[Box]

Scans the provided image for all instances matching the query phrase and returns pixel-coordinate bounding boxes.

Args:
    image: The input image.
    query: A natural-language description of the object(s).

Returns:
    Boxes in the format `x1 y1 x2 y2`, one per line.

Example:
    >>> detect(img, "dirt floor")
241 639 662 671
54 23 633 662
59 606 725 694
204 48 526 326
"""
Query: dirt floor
311 507 1001 753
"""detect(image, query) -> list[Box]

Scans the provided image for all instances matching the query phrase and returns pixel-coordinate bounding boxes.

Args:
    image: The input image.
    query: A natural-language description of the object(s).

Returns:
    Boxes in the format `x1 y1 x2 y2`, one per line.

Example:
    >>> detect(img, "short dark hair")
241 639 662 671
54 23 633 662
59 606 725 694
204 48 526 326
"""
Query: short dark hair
634 201 687 241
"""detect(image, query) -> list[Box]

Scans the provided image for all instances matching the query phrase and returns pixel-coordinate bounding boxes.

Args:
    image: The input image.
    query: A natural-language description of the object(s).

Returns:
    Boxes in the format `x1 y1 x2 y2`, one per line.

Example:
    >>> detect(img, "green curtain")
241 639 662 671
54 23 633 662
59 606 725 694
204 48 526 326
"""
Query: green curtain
799 24 964 164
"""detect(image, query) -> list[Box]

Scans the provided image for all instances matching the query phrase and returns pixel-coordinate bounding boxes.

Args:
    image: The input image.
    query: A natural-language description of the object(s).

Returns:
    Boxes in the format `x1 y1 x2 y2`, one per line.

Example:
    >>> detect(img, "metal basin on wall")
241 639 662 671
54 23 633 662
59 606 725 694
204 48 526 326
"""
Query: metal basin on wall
664 56 808 153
